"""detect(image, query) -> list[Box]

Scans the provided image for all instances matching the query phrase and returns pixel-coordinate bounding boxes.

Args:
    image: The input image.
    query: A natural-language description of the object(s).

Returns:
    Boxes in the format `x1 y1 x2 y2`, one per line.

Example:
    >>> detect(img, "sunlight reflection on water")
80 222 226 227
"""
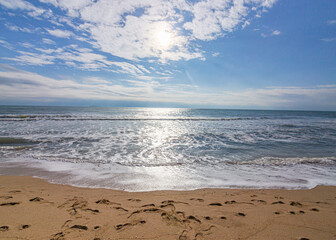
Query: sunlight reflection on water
1 107 336 190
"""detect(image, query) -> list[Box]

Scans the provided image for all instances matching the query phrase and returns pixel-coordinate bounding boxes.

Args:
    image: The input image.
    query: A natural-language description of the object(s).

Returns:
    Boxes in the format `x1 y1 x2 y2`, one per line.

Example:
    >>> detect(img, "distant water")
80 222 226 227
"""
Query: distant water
1 106 336 191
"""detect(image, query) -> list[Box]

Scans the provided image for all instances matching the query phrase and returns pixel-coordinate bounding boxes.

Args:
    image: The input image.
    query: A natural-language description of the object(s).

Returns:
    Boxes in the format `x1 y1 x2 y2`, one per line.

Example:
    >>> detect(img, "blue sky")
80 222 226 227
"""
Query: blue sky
0 0 335 110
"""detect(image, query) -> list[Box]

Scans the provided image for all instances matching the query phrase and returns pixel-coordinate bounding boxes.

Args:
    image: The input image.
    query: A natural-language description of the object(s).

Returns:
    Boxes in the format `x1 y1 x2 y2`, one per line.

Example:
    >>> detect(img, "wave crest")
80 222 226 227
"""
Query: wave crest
228 156 336 166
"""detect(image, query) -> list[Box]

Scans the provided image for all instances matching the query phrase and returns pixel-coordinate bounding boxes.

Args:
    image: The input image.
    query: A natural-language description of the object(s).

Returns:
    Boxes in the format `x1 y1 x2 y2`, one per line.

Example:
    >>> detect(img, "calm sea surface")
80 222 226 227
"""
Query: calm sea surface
0 106 336 191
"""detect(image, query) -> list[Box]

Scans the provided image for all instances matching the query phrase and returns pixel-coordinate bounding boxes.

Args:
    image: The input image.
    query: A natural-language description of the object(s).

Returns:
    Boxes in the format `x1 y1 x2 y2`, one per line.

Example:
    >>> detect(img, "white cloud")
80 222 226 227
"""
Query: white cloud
3 51 55 65
1 0 278 77
321 38 336 42
19 42 35 48
137 65 151 74
327 19 336 25
4 23 36 33
212 52 220 57
42 38 56 44
108 61 145 75
40 0 92 17
0 67 162 101
271 30 281 36
0 40 14 50
46 28 73 38
242 20 250 29
260 0 277 8
3 45 151 75
318 84 336 88
1 66 335 109
82 77 110 84
183 0 261 40
48 18 63 26
37 0 277 62
0 0 45 17
261 29 281 38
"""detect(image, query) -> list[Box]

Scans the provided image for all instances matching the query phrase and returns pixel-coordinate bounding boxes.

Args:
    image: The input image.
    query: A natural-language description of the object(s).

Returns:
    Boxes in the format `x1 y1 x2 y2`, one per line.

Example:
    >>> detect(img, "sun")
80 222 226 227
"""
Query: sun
156 30 172 48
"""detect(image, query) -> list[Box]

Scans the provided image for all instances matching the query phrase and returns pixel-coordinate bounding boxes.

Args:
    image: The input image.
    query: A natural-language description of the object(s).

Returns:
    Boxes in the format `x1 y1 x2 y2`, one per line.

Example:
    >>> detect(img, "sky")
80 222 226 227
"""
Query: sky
0 0 335 110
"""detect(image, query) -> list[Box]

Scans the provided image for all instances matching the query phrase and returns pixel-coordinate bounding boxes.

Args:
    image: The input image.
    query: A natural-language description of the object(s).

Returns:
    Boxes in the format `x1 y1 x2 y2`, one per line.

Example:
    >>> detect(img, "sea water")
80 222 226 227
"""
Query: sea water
0 106 335 191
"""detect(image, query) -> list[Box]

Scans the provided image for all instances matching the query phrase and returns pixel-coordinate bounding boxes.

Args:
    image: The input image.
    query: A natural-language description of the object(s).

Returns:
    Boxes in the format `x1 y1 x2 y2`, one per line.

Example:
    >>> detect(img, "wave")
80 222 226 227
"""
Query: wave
0 137 38 145
28 156 186 167
0 115 267 122
227 156 336 166
0 146 33 151
18 155 336 168
2 154 336 191
32 156 94 163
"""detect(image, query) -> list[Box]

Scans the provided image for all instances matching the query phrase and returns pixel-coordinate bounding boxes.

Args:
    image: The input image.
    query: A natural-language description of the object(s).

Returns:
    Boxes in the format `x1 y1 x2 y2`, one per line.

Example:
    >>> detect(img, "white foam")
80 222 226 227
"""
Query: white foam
1 156 336 191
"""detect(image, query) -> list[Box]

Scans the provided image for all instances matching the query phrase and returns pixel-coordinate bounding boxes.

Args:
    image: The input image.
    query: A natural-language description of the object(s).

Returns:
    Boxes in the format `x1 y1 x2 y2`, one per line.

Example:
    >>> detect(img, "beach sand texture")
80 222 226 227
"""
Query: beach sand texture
0 176 335 240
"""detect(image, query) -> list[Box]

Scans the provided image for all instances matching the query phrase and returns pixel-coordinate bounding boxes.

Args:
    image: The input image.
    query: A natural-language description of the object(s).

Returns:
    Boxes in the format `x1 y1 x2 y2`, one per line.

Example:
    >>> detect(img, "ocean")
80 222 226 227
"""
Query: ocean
0 106 335 191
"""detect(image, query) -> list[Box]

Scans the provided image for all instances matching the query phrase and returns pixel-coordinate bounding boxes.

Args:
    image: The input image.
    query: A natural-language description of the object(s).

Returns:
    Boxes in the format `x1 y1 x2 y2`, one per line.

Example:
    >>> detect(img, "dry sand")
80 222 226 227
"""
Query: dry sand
0 176 335 240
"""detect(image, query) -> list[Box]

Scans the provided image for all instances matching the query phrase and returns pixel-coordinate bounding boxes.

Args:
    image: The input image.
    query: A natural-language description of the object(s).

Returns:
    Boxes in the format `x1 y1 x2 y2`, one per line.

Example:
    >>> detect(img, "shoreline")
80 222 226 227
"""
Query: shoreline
2 157 335 191
1 176 336 239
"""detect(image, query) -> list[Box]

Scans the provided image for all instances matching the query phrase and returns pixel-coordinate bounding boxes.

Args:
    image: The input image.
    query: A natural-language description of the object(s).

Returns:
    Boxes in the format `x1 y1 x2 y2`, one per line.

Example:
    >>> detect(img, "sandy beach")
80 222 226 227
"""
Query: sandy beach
0 176 335 240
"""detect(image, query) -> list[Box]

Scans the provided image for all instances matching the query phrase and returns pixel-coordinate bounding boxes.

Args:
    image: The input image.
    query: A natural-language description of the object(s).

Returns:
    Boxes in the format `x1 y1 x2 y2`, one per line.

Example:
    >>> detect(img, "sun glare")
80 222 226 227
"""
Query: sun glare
156 30 172 48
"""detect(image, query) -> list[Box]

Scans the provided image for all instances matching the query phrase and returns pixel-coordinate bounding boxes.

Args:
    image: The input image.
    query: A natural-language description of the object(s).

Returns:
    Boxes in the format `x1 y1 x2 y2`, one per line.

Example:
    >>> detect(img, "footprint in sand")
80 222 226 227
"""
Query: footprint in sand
141 203 155 207
224 200 236 204
127 198 141 202
61 220 72 229
143 208 161 213
95 199 121 205
179 230 188 240
70 225 88 230
20 224 30 230
0 226 9 231
59 198 98 215
272 201 284 205
236 212 246 217
208 202 222 206
95 199 110 204
310 208 319 212
114 206 128 212
251 199 266 203
290 201 302 207
187 215 201 223
195 232 203 240
0 202 20 206
159 203 175 209
162 200 189 205
161 200 174 204
128 208 162 218
50 231 64 240
190 198 204 202
8 190 21 193
29 197 44 202
115 220 146 231
176 211 185 218
85 208 99 213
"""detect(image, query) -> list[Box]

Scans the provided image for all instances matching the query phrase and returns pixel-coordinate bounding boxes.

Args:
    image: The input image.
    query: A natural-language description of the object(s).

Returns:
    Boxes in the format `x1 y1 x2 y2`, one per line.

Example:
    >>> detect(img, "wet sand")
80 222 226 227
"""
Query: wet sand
0 176 335 240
